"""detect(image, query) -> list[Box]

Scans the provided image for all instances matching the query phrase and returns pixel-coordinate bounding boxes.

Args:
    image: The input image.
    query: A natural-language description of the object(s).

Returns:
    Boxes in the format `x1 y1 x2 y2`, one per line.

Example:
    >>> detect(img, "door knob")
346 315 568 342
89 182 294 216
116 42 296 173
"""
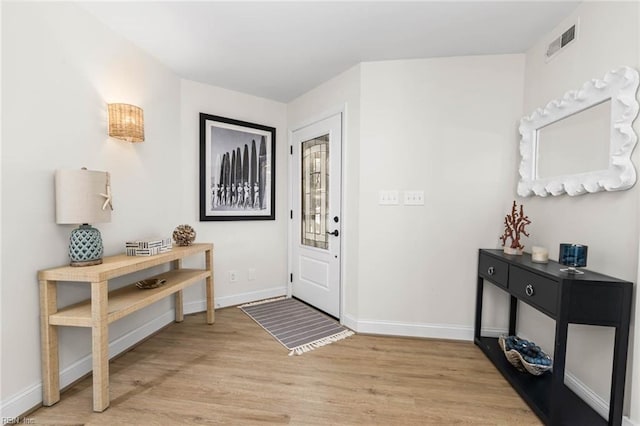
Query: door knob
326 230 339 237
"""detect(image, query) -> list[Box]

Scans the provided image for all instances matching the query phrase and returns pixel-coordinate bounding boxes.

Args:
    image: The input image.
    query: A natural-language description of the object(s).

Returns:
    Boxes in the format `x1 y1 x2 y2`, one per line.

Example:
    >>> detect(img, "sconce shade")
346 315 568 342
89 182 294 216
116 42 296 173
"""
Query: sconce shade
108 103 144 142
55 169 112 224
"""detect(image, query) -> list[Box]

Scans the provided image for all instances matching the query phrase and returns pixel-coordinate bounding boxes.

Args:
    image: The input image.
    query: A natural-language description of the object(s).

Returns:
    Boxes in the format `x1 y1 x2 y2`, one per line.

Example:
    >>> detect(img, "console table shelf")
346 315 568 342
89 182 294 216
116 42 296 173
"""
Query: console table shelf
38 243 214 413
48 269 210 327
475 249 632 426
476 336 605 425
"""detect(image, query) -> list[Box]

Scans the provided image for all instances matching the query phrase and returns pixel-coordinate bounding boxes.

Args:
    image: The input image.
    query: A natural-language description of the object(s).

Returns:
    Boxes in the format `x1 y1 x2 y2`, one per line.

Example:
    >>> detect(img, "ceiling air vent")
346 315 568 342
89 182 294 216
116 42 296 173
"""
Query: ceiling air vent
545 20 578 62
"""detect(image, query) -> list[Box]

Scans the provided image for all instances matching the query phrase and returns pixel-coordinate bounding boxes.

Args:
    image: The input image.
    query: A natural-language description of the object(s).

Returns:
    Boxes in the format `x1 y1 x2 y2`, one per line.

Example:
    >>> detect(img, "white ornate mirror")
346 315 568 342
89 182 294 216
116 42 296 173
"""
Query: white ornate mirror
518 66 639 197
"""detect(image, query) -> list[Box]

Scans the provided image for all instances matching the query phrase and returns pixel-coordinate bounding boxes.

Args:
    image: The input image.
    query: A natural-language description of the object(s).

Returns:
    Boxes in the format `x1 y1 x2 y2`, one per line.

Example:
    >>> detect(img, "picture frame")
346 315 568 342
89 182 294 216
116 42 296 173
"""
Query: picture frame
199 113 276 221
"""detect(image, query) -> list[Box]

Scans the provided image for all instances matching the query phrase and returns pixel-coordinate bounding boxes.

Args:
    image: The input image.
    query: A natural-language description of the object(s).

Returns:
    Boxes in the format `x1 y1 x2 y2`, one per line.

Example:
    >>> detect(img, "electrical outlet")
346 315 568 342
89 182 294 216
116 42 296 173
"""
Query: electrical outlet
404 190 425 205
378 190 399 205
248 268 256 281
229 270 238 283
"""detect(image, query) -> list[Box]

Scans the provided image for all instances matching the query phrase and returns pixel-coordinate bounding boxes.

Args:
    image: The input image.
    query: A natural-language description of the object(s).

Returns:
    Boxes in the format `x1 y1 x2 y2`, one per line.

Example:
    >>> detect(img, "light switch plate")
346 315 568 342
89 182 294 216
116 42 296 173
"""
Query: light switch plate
404 190 425 205
378 190 399 205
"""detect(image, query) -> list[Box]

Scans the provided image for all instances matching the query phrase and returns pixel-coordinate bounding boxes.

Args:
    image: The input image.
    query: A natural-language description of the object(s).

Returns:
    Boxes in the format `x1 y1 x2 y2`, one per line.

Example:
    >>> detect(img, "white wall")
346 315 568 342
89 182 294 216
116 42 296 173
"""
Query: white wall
355 55 525 337
520 2 640 420
287 65 362 322
178 79 288 308
1 2 183 417
287 53 527 338
287 55 525 339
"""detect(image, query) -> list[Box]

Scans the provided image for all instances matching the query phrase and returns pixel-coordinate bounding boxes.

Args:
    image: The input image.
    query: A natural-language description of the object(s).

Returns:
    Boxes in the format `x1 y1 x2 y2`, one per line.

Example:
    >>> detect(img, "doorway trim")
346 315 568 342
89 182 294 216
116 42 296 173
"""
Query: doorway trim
288 104 348 323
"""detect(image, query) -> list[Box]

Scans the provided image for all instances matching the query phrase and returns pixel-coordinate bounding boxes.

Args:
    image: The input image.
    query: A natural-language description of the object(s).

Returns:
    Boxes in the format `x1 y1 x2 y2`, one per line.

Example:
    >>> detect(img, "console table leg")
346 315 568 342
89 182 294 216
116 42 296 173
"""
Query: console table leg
91 280 109 412
175 291 184 323
609 288 632 426
551 318 569 423
171 259 184 322
508 296 518 336
474 277 483 340
206 248 214 324
609 326 628 426
39 280 60 406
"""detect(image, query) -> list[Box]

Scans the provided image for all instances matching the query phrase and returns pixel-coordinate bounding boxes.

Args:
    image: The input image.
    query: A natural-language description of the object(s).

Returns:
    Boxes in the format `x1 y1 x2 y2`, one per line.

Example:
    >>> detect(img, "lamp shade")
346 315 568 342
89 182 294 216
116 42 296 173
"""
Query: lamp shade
108 103 144 142
55 169 112 224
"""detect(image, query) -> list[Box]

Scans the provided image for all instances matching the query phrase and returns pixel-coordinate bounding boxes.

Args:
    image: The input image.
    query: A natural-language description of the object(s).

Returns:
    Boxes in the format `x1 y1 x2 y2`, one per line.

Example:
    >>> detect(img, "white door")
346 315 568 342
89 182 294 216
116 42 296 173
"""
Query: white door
290 113 342 318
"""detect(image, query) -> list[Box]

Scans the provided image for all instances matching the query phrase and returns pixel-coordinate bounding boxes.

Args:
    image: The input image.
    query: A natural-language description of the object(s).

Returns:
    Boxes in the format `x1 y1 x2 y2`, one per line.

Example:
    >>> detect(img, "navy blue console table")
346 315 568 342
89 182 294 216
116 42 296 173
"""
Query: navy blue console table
475 249 632 426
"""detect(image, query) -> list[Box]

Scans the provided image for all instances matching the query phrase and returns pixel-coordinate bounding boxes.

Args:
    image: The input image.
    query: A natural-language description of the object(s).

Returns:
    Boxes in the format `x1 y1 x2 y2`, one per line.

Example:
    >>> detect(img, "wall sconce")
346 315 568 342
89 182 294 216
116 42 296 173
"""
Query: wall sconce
108 103 144 142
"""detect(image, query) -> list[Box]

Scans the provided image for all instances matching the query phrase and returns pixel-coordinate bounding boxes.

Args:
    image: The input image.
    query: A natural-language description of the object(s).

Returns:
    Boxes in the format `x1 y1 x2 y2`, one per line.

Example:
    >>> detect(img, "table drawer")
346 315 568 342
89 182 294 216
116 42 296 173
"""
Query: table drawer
478 253 509 289
510 266 558 316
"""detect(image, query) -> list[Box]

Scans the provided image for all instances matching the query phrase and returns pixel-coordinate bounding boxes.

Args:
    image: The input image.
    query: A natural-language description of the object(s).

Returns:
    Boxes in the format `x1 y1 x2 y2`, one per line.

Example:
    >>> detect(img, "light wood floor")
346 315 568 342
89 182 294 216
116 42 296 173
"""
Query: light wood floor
28 307 541 425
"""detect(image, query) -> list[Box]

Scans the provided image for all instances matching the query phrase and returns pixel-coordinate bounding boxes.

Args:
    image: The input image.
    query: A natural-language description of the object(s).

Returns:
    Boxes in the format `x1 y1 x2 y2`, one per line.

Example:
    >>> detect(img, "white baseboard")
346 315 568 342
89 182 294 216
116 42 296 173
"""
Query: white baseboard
0 309 176 420
0 287 286 421
624 416 638 426
348 318 640 425
184 300 206 315
515 331 610 422
564 370 609 420
0 381 40 422
4 301 636 426
564 372 635 426
340 313 358 331
351 317 505 341
214 286 287 309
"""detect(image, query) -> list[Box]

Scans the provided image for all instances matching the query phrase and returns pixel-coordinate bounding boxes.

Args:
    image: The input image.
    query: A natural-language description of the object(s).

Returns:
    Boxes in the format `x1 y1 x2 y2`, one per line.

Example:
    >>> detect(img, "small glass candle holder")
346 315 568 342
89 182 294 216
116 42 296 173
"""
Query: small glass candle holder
559 243 588 274
531 246 549 263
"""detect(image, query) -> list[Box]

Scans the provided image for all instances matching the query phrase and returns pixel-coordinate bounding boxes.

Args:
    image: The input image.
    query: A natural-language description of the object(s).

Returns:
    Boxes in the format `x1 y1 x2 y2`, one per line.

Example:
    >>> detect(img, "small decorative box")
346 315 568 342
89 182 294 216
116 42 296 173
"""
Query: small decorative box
126 237 172 256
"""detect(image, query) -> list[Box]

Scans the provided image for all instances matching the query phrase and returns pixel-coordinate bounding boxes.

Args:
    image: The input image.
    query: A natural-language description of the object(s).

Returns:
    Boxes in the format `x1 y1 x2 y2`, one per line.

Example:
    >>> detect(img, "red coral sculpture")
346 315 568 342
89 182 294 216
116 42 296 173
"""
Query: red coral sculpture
500 201 531 250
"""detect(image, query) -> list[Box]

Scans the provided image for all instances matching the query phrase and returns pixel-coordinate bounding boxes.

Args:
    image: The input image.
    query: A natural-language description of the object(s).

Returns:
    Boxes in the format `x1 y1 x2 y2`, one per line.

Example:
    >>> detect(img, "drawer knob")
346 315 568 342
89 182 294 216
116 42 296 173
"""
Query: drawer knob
487 266 495 276
525 284 535 297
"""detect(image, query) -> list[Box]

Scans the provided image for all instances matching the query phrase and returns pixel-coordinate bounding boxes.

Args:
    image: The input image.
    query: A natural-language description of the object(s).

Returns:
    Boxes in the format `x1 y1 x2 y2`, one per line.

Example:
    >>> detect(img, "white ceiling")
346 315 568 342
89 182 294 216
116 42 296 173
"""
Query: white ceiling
81 1 580 102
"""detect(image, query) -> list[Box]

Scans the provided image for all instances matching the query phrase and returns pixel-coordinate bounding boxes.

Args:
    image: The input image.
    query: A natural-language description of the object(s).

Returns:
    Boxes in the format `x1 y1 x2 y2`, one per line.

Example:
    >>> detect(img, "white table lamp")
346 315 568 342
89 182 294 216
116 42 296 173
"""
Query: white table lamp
55 168 113 266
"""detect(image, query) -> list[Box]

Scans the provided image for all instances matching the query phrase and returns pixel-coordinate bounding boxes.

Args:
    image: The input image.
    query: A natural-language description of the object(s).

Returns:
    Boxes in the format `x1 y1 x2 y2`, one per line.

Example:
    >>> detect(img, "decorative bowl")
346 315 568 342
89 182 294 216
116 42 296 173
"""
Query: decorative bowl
498 335 552 376
135 279 167 290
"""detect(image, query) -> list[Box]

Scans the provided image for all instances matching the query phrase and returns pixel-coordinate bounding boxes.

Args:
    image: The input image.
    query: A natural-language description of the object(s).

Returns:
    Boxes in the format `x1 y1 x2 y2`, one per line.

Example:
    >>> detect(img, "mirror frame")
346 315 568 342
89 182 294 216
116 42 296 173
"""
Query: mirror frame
518 66 639 197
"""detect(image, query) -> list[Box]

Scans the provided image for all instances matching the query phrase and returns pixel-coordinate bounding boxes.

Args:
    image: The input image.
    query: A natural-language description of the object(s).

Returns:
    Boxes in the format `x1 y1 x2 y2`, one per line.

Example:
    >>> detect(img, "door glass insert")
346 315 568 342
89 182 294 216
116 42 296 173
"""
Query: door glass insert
301 134 329 249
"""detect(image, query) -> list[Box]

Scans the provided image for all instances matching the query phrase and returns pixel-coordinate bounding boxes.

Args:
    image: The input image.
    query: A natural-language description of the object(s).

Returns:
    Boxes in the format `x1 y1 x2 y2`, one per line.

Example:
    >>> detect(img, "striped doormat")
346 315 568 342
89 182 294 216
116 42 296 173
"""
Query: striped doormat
239 297 354 356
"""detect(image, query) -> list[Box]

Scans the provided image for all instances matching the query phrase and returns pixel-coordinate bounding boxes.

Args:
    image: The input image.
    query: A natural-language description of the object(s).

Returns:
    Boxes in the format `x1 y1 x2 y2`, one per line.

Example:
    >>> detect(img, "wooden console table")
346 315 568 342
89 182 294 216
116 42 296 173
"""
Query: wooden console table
475 249 632 426
38 243 214 412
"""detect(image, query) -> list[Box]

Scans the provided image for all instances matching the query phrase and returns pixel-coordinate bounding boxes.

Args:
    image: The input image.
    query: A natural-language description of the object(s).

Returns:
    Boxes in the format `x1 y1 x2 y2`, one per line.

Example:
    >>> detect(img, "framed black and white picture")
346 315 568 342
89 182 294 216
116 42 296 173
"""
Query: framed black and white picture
199 113 276 221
